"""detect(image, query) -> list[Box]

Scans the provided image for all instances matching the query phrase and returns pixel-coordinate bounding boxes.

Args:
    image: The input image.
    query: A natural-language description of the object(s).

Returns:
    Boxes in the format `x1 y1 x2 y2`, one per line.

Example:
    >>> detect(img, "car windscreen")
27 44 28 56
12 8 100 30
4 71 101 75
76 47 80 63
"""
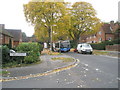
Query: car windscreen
60 43 70 48
82 44 91 48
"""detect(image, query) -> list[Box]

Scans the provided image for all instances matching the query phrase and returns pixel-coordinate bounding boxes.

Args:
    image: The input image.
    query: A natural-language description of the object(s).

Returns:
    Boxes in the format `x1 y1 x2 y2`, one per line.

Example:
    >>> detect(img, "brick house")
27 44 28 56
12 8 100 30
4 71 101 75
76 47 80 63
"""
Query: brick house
80 21 120 43
22 35 38 42
7 29 22 47
0 24 14 47
0 24 22 47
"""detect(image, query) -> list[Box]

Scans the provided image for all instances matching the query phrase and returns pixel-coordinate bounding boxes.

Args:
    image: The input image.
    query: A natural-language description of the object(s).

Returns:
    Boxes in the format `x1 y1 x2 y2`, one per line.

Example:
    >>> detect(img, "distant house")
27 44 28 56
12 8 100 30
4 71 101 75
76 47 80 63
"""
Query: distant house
0 24 13 47
7 29 22 47
80 21 120 43
22 35 38 42
0 24 22 47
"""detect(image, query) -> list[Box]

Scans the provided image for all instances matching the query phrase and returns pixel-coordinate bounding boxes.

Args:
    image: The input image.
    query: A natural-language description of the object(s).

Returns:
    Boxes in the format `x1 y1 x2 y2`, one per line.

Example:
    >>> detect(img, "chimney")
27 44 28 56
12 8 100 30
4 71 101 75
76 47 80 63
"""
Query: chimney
0 24 5 30
110 21 114 29
110 21 114 26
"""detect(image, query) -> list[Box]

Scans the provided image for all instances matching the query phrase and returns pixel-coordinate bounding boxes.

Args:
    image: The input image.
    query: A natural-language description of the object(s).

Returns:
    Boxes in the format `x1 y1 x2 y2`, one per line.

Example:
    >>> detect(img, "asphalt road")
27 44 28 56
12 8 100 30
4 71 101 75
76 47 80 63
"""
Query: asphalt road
2 52 118 88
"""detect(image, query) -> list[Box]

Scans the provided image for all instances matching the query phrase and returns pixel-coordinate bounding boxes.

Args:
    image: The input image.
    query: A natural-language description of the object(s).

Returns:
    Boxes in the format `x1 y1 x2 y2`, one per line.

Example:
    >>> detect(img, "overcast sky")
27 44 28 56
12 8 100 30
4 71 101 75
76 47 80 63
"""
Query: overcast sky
0 0 119 36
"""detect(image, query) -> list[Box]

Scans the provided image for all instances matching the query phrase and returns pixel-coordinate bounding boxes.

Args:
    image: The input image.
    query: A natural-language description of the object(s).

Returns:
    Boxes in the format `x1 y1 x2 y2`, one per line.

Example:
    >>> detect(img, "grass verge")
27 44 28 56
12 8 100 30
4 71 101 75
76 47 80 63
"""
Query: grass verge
2 60 42 69
0 71 10 76
51 57 74 62
93 50 108 55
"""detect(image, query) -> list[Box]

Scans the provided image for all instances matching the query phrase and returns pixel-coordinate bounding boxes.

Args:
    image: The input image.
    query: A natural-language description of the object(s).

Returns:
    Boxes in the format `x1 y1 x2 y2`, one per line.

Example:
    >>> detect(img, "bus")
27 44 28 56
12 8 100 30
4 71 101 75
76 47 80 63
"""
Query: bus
53 40 71 52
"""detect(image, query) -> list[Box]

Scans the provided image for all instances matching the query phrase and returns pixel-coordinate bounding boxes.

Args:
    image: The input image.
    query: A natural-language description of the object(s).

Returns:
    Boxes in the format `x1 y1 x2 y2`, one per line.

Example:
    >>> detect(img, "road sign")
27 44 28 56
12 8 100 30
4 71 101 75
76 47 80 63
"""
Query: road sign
10 53 26 56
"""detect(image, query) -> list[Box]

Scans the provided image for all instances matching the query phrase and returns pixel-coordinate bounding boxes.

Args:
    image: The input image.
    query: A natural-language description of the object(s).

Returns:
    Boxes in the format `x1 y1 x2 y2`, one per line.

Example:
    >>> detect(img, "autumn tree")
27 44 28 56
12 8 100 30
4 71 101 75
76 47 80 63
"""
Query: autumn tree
24 1 102 48
68 2 102 45
23 1 67 46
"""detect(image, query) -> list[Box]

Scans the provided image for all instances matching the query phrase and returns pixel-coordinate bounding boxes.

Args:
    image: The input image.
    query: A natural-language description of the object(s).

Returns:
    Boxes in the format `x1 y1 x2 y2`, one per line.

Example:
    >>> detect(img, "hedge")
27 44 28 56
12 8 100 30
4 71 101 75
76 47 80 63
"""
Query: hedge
90 43 105 50
90 39 120 50
16 42 42 64
1 45 24 67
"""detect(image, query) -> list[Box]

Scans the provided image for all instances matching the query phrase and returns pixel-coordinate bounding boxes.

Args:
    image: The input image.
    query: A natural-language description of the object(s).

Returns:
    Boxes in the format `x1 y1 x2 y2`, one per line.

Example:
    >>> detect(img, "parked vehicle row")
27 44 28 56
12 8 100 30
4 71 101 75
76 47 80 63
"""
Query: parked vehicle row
52 41 93 54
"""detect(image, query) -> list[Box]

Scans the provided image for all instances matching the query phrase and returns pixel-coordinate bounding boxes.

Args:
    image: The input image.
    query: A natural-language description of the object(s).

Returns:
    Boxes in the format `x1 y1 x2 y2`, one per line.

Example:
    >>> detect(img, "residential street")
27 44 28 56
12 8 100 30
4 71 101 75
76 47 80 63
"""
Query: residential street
2 52 118 88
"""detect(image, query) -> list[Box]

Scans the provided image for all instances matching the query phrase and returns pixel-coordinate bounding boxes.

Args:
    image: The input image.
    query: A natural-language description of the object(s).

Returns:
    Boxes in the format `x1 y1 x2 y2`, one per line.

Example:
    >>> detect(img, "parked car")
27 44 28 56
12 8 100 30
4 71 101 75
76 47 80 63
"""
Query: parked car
77 43 93 54
74 48 78 52
10 49 16 53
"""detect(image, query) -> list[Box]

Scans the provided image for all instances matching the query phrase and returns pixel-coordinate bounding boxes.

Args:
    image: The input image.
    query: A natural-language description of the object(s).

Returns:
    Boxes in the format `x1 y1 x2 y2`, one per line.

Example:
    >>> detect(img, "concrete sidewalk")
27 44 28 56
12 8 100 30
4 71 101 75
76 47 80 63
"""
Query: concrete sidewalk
2 54 76 78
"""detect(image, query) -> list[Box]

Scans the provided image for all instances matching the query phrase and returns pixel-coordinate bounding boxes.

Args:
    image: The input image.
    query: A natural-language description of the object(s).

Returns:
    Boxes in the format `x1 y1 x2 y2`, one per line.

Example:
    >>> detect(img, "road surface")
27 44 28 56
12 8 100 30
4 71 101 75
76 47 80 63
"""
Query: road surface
2 52 118 88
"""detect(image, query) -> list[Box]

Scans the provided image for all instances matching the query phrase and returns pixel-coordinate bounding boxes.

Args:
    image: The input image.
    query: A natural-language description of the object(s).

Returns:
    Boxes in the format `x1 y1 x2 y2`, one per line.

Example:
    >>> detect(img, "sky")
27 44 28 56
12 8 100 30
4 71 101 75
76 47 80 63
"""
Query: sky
0 0 119 36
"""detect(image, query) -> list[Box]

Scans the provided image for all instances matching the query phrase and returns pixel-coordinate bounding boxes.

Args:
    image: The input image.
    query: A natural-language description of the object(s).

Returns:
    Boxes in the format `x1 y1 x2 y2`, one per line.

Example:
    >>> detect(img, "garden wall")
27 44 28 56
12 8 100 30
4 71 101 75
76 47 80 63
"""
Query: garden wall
105 44 120 51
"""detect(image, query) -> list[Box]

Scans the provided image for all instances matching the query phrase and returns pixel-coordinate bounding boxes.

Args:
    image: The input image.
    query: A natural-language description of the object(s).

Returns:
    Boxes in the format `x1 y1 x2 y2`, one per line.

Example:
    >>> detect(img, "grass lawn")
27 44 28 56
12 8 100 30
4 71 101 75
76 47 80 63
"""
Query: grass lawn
0 71 10 75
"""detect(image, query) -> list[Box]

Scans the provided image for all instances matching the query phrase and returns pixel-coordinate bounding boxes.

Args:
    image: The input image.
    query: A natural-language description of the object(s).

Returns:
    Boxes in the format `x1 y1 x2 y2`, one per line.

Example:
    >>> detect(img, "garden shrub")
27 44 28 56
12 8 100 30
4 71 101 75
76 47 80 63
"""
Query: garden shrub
112 39 120 44
16 43 41 64
90 39 120 50
1 45 23 67
1 45 10 64
90 43 105 50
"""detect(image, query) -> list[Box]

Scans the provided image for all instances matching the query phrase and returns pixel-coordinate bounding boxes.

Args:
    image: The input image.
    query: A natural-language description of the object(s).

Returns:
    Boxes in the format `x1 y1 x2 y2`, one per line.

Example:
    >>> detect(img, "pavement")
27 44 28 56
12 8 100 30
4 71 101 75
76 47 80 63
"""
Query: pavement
2 54 78 81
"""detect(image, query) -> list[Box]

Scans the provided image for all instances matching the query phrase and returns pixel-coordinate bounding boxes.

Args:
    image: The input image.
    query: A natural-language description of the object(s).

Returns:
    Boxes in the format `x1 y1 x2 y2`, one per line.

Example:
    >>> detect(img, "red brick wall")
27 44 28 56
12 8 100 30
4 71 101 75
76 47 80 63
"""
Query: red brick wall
86 28 105 43
86 35 97 43
0 34 13 48
106 44 120 51
105 34 114 41
13 41 20 47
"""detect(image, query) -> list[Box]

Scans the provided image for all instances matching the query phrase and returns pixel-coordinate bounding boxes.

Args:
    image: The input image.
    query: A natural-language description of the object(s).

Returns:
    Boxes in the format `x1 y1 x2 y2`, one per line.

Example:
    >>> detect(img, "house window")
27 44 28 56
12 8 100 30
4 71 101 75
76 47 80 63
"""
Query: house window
108 37 112 41
94 41 96 43
98 31 102 35
99 38 102 42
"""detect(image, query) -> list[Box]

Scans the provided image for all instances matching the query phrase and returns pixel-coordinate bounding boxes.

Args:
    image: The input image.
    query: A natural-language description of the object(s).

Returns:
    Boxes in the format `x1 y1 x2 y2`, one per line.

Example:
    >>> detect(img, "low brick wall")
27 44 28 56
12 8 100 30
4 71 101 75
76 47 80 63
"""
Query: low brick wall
106 44 120 51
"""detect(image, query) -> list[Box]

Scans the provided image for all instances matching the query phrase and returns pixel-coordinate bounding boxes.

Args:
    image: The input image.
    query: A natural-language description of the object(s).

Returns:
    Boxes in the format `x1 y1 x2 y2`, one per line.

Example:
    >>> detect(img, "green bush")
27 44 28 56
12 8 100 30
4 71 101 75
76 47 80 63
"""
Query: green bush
1 45 10 64
90 39 120 50
112 39 120 44
1 45 23 67
102 40 114 45
16 42 41 64
90 43 105 50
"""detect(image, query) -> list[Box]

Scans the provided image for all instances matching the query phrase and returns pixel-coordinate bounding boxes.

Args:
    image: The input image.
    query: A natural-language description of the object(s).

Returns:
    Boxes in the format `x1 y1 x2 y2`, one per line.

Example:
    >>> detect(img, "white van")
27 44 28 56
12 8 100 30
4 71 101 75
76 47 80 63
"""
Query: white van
77 43 93 54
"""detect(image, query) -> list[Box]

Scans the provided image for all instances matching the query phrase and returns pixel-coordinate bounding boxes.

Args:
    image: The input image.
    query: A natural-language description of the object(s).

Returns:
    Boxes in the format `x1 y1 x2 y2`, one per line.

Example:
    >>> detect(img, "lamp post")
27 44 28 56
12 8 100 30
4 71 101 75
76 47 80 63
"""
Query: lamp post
50 26 53 51
50 25 56 51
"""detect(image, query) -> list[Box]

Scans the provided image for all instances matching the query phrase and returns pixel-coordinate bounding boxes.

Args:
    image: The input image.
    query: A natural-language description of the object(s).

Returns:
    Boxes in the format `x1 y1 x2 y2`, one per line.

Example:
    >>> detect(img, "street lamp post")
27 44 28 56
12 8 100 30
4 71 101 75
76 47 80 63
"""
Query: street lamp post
50 25 56 51
50 26 53 51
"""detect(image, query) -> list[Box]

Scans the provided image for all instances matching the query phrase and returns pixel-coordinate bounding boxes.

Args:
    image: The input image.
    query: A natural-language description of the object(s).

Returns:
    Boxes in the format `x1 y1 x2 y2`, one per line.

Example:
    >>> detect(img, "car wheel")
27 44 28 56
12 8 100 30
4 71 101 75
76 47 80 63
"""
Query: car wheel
90 52 92 54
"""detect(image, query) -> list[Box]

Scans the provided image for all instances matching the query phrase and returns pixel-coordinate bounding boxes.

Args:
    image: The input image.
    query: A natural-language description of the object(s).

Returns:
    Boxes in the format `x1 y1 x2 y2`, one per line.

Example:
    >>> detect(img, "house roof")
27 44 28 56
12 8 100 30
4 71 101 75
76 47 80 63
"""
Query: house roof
102 23 112 33
0 29 13 37
6 29 22 41
22 37 37 42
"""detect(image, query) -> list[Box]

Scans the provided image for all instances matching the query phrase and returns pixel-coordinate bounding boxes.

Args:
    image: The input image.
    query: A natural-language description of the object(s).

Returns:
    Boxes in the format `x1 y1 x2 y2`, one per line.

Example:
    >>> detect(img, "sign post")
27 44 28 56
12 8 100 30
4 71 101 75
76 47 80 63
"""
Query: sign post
10 53 26 64
10 53 26 56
